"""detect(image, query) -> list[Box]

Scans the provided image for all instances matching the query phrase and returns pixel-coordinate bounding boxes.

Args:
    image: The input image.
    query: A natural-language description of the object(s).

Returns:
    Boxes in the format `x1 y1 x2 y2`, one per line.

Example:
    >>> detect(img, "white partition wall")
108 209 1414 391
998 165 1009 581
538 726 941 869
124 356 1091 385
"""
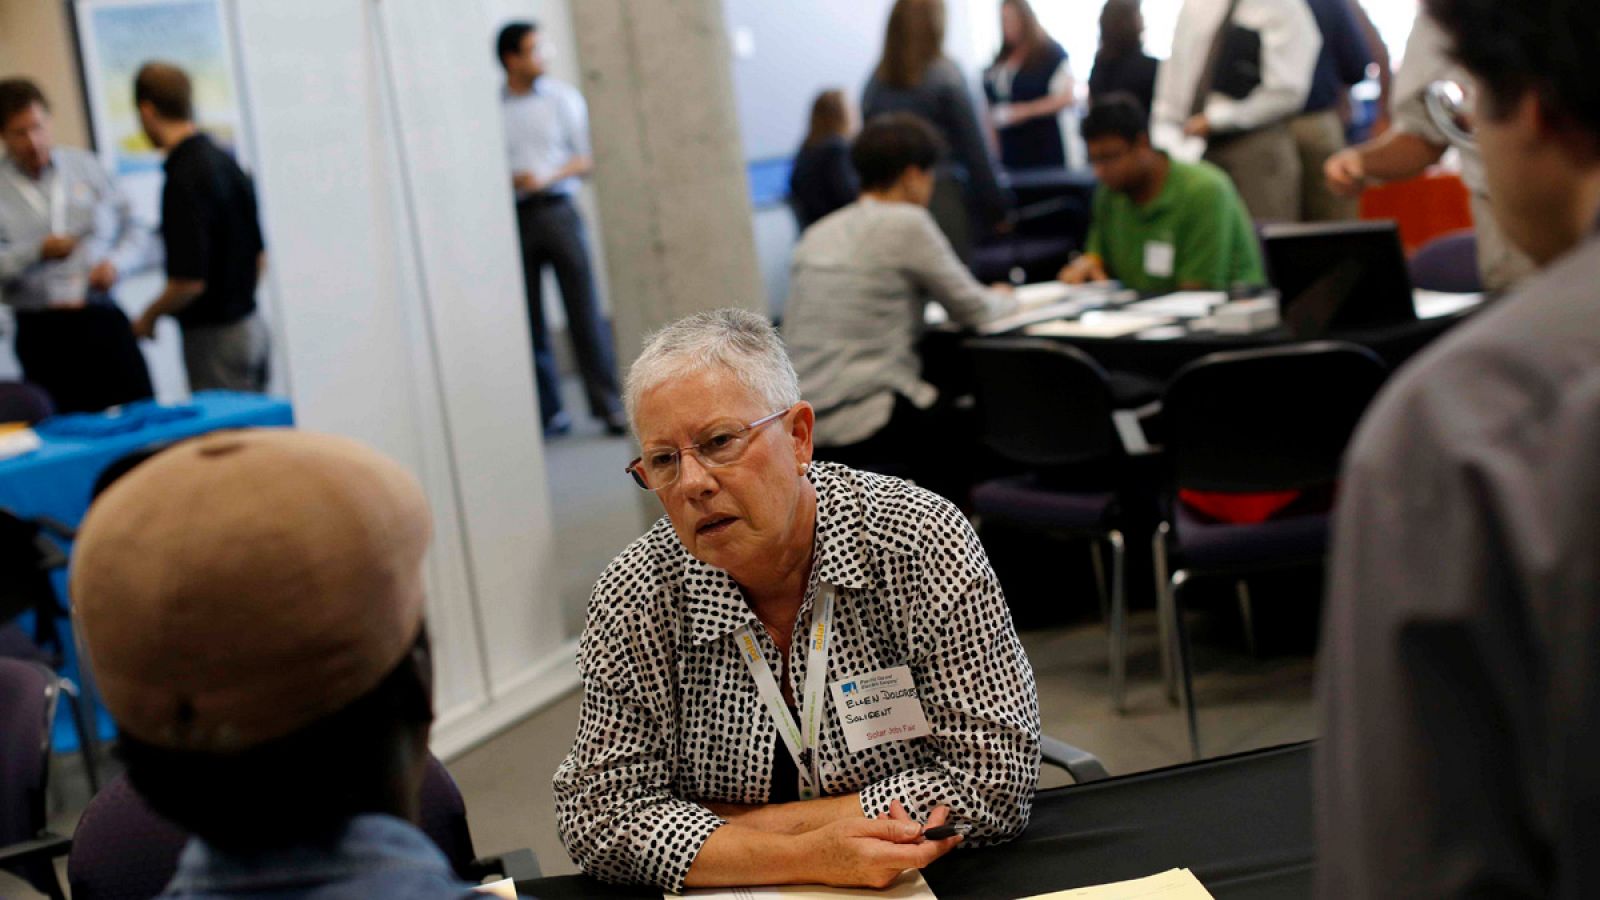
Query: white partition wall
230 0 570 757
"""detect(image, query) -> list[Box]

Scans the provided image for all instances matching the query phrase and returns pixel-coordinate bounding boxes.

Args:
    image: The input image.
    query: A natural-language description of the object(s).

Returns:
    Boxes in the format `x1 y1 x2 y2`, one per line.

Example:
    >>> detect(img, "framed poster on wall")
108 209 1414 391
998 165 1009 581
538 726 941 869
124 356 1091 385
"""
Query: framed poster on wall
70 0 249 226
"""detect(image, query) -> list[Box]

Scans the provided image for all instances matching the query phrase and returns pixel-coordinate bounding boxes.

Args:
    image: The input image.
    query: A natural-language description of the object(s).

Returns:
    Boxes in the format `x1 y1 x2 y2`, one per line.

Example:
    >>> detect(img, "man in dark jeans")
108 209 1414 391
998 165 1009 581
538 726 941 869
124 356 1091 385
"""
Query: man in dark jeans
131 62 269 394
497 21 624 437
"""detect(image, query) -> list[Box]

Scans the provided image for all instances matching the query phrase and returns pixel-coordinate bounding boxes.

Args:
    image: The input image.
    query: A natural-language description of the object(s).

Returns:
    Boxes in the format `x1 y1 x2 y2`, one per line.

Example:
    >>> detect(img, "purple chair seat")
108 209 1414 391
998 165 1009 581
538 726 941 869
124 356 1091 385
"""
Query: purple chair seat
1174 504 1329 573
1409 230 1482 294
974 476 1116 532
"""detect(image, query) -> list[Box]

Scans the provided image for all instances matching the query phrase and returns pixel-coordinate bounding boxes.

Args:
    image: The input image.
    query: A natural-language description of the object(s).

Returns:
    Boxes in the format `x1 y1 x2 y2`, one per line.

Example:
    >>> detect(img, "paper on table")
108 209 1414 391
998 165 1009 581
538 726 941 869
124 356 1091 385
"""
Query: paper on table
1127 292 1228 319
1024 312 1175 339
1020 868 1216 899
678 870 938 900
1413 289 1484 320
972 283 1139 335
474 877 518 898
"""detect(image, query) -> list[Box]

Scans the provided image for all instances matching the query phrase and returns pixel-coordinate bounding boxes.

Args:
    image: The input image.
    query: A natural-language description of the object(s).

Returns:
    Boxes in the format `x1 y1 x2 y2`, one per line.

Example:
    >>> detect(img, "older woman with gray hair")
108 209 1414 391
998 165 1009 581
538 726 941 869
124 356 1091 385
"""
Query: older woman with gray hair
554 309 1040 891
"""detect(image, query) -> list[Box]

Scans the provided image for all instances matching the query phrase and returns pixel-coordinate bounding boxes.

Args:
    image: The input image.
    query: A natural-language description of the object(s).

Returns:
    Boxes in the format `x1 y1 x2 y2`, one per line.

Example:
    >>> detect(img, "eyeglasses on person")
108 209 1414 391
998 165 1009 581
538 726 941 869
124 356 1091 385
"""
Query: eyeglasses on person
626 406 793 491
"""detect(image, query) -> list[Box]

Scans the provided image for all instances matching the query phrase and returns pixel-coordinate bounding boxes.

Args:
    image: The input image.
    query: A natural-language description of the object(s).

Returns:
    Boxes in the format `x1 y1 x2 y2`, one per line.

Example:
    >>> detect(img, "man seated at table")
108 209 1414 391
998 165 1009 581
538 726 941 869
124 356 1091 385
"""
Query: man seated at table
1060 94 1265 294
72 430 502 899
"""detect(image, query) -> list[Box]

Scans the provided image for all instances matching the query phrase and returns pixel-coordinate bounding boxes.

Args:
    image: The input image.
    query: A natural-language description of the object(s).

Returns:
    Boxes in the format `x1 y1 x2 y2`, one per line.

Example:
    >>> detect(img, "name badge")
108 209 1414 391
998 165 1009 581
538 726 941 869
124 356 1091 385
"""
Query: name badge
1144 241 1176 278
831 665 931 753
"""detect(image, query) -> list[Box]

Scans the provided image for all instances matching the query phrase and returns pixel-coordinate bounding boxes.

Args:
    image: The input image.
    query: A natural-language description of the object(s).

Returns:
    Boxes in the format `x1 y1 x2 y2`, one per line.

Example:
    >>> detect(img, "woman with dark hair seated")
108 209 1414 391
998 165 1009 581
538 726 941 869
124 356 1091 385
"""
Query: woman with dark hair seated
781 113 1016 501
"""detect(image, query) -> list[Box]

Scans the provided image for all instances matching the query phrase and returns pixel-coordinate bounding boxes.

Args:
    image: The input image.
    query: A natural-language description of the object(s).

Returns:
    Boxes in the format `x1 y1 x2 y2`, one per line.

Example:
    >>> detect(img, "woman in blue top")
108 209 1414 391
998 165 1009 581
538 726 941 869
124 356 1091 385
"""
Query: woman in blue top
983 0 1076 172
788 90 859 231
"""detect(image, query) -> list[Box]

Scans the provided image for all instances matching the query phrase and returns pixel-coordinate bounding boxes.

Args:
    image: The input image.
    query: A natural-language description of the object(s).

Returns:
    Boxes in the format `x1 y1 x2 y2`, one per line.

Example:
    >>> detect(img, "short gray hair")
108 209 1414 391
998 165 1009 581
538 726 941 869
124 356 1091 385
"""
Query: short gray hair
624 308 801 432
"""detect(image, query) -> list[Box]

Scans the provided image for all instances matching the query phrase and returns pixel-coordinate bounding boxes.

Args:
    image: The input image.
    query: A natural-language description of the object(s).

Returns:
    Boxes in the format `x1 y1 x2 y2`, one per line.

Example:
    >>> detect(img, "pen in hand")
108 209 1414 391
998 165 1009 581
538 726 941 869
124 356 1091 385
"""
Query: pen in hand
921 823 969 841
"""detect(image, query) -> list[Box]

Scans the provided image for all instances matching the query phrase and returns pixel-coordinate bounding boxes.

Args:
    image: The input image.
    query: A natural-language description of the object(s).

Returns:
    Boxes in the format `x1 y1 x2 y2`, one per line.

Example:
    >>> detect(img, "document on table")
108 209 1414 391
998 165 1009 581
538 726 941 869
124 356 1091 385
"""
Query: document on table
1020 868 1216 899
1127 292 1229 319
678 870 938 900
1413 289 1485 320
973 284 1139 336
1024 312 1176 339
474 878 518 898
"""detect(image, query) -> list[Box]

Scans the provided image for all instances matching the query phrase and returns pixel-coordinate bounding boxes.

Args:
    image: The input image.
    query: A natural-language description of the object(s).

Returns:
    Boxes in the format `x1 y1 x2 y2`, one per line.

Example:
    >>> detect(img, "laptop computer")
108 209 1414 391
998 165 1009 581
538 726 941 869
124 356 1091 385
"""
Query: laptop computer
1262 221 1417 338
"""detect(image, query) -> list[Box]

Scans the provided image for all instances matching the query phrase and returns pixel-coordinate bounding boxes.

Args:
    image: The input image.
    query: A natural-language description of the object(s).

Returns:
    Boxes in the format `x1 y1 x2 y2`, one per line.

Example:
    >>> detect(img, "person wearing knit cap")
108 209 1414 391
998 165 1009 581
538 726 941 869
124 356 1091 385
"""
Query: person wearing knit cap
72 429 500 899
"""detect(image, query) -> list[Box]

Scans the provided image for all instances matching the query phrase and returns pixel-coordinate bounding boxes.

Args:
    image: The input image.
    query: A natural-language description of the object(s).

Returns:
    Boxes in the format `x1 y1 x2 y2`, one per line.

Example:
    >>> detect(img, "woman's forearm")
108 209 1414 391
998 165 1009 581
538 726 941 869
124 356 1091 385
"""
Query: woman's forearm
702 793 864 835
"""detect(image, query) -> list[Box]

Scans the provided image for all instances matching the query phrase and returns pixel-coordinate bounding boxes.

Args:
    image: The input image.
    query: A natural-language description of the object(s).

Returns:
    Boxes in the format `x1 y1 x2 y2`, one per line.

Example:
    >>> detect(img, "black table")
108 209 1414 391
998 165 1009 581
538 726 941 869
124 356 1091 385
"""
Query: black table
516 742 1313 899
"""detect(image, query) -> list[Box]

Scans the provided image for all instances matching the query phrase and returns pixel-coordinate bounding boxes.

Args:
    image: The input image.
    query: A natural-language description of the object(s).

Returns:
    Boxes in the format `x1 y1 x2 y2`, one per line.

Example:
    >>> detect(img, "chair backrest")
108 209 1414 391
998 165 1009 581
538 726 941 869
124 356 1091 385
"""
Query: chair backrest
0 382 53 425
68 755 479 900
964 337 1122 469
0 658 56 848
1163 341 1388 493
1409 230 1482 294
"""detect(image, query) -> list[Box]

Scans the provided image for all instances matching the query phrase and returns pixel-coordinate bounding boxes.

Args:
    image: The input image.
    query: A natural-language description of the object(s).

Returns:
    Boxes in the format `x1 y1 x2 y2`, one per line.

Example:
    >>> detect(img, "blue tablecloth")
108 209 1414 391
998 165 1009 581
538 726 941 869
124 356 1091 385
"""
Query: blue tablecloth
0 391 295 752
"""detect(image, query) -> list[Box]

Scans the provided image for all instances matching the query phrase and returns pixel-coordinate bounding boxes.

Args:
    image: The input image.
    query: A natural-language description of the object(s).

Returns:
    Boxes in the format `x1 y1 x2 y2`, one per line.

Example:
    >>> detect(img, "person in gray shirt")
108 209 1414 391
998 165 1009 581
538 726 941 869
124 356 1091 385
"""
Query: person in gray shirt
0 78 153 412
782 114 1014 502
1316 0 1600 896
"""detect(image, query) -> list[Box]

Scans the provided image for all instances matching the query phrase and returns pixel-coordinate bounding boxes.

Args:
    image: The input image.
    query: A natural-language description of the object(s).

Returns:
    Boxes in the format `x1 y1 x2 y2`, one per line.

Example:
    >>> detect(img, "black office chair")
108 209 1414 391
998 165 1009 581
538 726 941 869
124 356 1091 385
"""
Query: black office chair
1155 342 1387 758
0 509 102 793
0 658 71 900
67 755 540 899
965 338 1142 711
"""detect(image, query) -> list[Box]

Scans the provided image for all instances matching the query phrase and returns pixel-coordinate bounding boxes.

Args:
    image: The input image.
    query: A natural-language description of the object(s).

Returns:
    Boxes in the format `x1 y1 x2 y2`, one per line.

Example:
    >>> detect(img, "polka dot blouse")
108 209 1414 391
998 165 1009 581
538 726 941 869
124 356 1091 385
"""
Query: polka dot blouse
553 463 1042 890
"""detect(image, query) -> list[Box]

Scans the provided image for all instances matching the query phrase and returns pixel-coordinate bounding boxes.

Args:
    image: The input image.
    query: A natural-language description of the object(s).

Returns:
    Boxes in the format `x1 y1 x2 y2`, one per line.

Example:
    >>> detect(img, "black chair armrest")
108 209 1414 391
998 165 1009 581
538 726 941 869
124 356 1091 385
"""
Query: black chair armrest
469 847 542 883
0 832 72 867
1040 735 1110 784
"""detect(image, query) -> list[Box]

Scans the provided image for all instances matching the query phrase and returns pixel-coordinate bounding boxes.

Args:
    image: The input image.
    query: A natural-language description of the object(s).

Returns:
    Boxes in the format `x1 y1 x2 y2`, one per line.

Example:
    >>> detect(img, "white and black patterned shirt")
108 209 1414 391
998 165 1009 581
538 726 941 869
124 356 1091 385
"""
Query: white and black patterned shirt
554 463 1041 891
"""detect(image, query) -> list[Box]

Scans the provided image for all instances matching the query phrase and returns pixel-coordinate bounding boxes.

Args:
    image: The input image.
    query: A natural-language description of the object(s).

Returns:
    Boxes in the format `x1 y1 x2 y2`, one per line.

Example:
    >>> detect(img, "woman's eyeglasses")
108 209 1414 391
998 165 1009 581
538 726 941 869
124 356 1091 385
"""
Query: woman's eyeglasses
625 407 792 492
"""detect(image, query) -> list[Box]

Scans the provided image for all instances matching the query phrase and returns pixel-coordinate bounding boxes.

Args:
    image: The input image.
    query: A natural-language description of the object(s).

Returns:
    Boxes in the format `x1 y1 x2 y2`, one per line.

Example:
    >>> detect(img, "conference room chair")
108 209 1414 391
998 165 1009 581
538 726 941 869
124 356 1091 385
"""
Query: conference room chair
0 508 103 793
0 658 72 900
964 337 1146 712
0 382 54 425
1155 342 1387 758
1409 229 1482 294
67 755 540 900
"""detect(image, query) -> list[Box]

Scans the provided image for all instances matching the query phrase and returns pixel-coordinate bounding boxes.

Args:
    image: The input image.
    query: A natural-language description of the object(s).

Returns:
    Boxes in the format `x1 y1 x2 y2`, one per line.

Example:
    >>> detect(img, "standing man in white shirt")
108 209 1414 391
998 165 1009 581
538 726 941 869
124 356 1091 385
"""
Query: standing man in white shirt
1152 0 1322 223
0 78 153 413
497 21 625 438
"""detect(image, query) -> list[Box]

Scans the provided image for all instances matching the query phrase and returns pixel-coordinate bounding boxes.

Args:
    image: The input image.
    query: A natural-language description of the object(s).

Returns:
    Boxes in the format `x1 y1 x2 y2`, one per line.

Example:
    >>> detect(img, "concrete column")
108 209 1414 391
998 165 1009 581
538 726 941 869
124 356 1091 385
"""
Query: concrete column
569 0 764 372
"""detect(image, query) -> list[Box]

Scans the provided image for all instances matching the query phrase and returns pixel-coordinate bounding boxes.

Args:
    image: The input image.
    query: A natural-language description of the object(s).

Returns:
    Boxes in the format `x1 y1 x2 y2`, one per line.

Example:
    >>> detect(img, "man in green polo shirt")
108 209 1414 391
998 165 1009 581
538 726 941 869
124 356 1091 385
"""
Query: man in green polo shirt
1060 94 1265 294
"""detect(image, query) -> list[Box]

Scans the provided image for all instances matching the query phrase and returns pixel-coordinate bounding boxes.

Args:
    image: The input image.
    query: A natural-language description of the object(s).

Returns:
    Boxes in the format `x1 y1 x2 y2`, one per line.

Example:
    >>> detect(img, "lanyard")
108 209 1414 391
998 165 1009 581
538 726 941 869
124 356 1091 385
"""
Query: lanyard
9 167 65 234
735 583 836 801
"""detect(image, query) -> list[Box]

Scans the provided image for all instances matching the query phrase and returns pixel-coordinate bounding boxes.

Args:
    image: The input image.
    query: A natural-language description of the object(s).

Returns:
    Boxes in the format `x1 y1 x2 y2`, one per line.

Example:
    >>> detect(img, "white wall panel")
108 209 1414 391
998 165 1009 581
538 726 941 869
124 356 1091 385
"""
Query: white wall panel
375 0 561 695
230 0 494 725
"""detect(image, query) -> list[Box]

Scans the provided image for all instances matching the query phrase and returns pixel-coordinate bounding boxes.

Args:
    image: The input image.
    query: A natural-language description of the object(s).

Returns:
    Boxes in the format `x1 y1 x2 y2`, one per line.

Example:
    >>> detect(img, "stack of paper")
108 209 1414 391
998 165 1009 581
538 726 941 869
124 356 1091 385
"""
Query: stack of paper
1127 293 1228 319
1024 312 1176 339
1021 868 1216 899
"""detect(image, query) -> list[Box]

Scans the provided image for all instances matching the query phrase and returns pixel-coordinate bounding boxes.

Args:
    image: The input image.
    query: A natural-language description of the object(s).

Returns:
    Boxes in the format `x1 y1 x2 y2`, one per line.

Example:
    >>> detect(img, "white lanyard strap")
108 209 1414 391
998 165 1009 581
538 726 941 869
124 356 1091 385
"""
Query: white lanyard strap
735 584 837 801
